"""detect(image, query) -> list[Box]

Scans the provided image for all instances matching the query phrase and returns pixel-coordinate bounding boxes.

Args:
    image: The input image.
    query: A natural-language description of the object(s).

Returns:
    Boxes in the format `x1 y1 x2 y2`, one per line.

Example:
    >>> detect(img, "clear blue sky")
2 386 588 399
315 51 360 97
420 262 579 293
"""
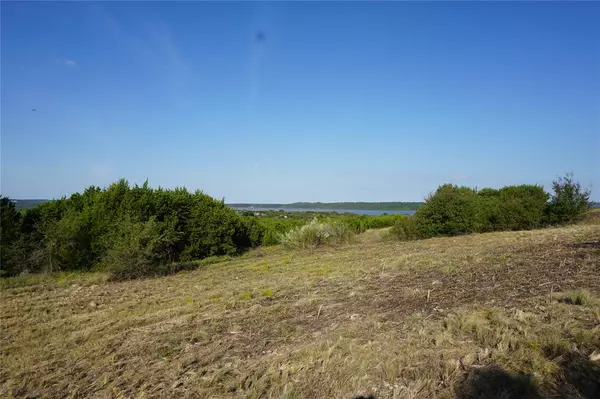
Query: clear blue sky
1 2 599 202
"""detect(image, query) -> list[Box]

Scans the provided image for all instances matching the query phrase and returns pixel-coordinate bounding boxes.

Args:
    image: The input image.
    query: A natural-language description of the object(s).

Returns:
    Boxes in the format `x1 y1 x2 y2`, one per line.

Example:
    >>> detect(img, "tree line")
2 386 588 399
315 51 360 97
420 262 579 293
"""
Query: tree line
0 180 263 279
229 202 422 211
1 174 593 280
390 174 593 240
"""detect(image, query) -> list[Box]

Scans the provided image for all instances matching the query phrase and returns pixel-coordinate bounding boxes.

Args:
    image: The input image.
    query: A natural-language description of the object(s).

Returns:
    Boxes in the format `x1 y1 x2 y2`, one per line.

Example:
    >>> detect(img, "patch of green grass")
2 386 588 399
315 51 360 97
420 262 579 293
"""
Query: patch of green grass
301 264 335 276
247 261 270 271
183 296 194 305
260 288 275 298
238 291 253 301
194 255 233 266
0 270 106 290
440 264 458 274
0 274 48 289
561 290 593 306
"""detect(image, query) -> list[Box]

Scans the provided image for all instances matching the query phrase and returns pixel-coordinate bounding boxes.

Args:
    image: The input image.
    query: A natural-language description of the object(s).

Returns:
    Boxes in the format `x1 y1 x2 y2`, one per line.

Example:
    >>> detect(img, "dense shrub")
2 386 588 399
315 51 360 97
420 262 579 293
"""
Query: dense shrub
412 183 557 239
389 215 421 241
475 188 502 232
338 214 404 233
102 217 182 280
2 174 592 277
496 185 549 230
254 218 306 246
404 175 591 242
241 217 265 248
546 173 592 225
415 185 480 238
0 180 261 277
0 197 23 276
279 218 354 248
181 201 252 260
252 214 403 246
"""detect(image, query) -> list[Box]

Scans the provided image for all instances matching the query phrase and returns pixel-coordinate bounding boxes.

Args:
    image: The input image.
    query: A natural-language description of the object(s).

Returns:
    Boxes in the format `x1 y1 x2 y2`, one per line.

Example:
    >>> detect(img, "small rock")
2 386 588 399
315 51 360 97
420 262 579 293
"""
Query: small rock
89 301 97 308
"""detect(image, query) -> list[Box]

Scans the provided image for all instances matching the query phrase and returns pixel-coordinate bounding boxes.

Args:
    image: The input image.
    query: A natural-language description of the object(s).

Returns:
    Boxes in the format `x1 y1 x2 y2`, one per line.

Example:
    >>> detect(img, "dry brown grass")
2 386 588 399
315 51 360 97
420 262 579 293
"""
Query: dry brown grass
1 223 599 398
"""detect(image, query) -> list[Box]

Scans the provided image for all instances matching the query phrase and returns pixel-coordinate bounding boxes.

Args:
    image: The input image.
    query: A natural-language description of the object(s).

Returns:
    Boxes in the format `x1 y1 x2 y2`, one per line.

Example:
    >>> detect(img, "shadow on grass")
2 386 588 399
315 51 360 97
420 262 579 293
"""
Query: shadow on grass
568 241 600 248
557 352 600 399
455 365 541 399
456 354 600 399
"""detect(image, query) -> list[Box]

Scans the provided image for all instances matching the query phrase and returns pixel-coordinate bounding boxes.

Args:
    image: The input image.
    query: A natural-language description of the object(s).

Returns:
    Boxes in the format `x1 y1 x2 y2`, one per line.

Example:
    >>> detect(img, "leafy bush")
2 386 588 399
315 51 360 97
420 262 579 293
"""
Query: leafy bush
497 185 549 230
339 214 404 233
0 197 23 276
181 200 254 260
415 185 480 238
475 188 502 232
389 216 421 241
37 209 97 273
255 218 306 246
279 218 354 248
0 180 261 278
102 217 182 280
398 180 562 242
546 173 593 225
244 212 406 246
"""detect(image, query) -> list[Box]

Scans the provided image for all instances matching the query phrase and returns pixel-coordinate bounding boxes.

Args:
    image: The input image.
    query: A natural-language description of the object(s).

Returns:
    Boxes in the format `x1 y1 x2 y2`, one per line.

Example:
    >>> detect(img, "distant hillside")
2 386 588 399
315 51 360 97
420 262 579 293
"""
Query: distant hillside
10 199 599 212
12 199 49 211
228 202 423 211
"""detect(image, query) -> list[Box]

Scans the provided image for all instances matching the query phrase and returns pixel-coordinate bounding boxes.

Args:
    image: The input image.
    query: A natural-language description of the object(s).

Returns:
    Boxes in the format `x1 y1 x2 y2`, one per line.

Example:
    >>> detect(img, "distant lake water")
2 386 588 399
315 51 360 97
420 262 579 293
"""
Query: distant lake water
231 207 415 216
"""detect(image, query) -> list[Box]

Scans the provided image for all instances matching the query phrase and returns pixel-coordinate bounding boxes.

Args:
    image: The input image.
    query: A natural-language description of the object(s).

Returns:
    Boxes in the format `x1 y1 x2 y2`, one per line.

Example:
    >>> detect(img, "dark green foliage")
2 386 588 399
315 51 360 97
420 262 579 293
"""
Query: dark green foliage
103 217 182 280
181 201 254 259
1 197 23 276
475 189 502 232
405 175 590 242
254 218 306 246
247 213 404 246
2 174 592 277
546 173 593 225
241 217 265 248
415 185 480 238
37 209 96 273
0 180 261 278
496 185 549 230
389 215 421 241
473 185 549 232
337 214 405 234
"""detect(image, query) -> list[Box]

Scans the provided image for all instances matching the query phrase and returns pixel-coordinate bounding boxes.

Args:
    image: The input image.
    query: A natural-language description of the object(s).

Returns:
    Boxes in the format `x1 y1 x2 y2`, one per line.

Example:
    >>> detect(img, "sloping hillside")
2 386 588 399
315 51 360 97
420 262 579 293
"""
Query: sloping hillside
1 224 599 398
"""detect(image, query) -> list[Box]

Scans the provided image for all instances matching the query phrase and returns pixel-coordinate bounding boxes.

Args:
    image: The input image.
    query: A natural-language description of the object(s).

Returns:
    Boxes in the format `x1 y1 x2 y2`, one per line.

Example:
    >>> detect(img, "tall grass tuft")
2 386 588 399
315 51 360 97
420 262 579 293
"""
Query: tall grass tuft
279 218 354 248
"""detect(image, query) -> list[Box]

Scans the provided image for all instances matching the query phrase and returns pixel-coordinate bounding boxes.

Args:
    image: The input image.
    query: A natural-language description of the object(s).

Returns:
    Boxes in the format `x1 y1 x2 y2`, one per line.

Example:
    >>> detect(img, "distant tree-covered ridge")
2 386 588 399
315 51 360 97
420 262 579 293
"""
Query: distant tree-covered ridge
11 199 49 211
229 202 423 211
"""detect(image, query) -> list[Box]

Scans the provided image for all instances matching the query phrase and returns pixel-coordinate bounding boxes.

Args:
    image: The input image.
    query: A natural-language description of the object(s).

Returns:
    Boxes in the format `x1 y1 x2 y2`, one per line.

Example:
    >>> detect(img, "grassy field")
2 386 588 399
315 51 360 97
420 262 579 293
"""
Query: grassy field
1 223 599 398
